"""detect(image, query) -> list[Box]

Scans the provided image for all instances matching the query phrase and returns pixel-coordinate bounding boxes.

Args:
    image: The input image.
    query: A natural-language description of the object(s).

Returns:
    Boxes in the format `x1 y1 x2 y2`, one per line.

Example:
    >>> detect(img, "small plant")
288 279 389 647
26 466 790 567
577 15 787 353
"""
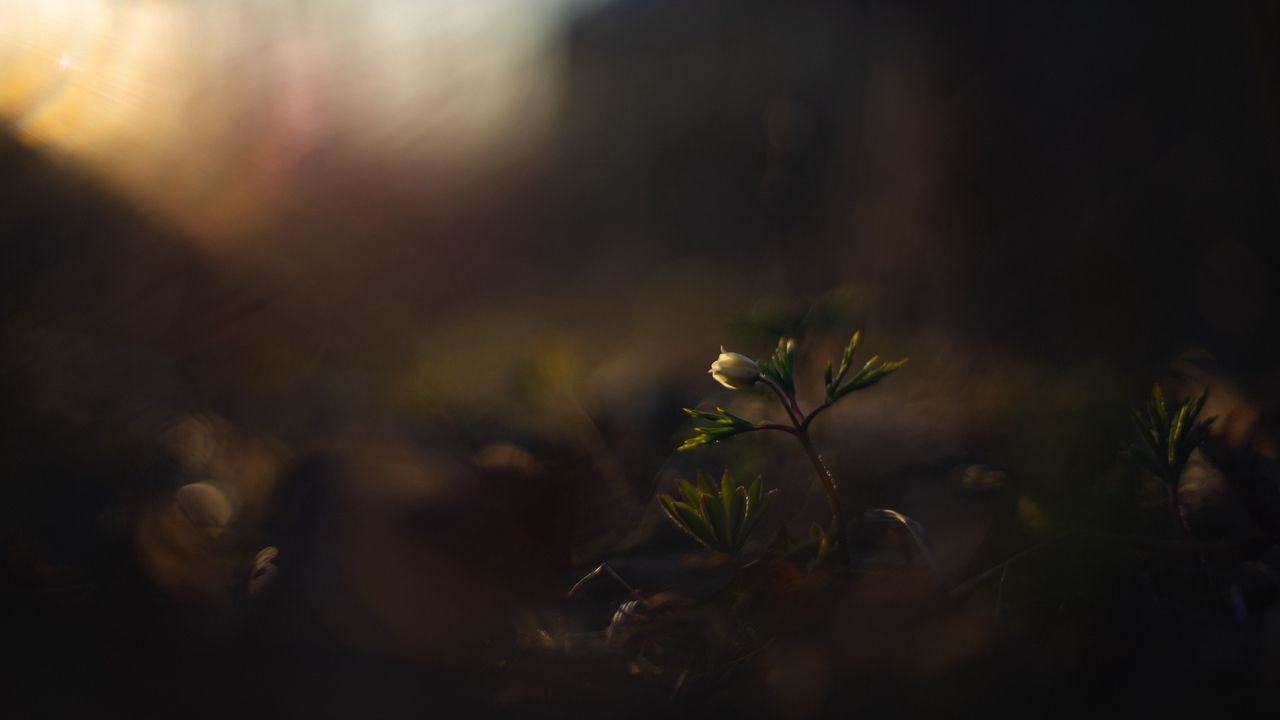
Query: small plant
1124 383 1216 532
674 332 907 564
657 469 776 554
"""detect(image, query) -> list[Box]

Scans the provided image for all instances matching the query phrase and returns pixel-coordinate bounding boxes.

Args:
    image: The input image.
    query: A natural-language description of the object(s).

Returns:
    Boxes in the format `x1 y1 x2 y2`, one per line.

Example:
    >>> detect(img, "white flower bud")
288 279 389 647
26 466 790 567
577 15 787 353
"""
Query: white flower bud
709 347 760 390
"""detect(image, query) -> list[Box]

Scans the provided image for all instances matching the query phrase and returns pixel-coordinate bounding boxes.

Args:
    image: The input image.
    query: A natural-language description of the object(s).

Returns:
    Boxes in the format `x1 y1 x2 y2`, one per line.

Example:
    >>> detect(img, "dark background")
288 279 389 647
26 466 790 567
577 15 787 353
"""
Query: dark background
4 1 1280 717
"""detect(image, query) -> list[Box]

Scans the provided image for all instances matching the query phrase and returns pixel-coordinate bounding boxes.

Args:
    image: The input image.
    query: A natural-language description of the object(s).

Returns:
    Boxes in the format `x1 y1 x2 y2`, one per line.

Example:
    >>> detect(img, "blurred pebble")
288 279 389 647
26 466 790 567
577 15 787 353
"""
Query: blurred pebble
249 546 280 597
474 442 537 474
1016 495 1045 531
175 482 233 532
960 464 1008 494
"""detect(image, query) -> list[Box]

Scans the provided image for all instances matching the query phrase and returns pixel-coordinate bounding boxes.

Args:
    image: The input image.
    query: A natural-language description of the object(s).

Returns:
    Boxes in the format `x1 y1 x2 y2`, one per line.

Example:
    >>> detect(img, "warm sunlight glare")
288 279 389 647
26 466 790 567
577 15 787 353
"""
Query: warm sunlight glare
0 0 599 251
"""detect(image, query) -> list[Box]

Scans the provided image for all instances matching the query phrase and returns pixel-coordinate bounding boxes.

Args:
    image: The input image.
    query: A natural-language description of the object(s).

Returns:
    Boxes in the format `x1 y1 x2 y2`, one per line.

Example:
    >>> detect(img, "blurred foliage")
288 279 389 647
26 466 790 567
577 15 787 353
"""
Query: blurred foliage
1124 383 1216 488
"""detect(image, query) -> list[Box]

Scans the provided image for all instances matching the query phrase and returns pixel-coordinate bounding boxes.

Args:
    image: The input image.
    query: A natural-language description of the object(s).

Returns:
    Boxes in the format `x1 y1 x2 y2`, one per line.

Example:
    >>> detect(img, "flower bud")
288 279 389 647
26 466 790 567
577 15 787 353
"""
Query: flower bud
709 347 760 390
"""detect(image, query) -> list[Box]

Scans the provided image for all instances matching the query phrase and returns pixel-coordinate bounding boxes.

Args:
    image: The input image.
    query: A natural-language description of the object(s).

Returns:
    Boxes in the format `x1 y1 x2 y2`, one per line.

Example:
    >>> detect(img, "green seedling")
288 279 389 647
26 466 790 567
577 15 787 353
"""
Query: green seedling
658 469 776 555
1123 383 1216 532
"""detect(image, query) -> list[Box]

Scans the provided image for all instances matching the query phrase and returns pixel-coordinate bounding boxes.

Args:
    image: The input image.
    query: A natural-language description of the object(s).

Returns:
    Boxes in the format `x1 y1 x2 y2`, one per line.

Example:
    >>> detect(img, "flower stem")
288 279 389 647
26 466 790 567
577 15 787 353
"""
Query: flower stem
1167 482 1190 537
796 428 851 565
760 376 804 427
757 374 852 565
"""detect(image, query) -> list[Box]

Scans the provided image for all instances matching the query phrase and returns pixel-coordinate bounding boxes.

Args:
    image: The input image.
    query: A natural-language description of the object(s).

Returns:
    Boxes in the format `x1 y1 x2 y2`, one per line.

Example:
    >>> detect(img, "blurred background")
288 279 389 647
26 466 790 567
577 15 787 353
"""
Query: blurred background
4 1 1280 717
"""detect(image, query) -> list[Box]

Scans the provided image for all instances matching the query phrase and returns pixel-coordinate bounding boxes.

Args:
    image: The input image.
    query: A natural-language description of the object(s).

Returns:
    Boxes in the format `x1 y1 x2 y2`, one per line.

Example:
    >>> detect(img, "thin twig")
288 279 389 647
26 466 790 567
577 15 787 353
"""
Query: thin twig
799 400 832 432
867 508 944 587
568 562 645 602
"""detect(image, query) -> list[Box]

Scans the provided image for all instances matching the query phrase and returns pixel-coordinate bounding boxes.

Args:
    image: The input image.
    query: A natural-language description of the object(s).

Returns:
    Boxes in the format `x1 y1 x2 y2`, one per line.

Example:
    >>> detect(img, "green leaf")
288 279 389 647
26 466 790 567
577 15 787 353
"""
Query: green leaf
1152 383 1167 422
659 495 696 540
810 523 831 561
1168 403 1190 465
745 476 762 511
677 436 709 452
723 470 743 547
739 477 761 547
683 407 720 421
823 360 834 398
700 492 728 550
716 407 756 429
759 362 783 387
836 357 908 398
851 355 879 384
1129 407 1151 434
740 488 775 543
733 486 750 547
677 479 701 508
770 337 796 396
678 406 760 451
835 330 860 387
697 469 717 496
663 497 717 549
1125 384 1218 486
1190 388 1208 422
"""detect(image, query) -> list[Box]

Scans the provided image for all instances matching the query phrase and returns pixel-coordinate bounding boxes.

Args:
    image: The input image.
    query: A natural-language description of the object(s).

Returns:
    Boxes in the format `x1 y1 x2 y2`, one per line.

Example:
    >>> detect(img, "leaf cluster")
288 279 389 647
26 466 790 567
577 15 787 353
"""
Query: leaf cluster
1124 384 1216 485
822 330 908 402
677 407 756 452
679 330 907 453
658 470 776 553
757 337 797 397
